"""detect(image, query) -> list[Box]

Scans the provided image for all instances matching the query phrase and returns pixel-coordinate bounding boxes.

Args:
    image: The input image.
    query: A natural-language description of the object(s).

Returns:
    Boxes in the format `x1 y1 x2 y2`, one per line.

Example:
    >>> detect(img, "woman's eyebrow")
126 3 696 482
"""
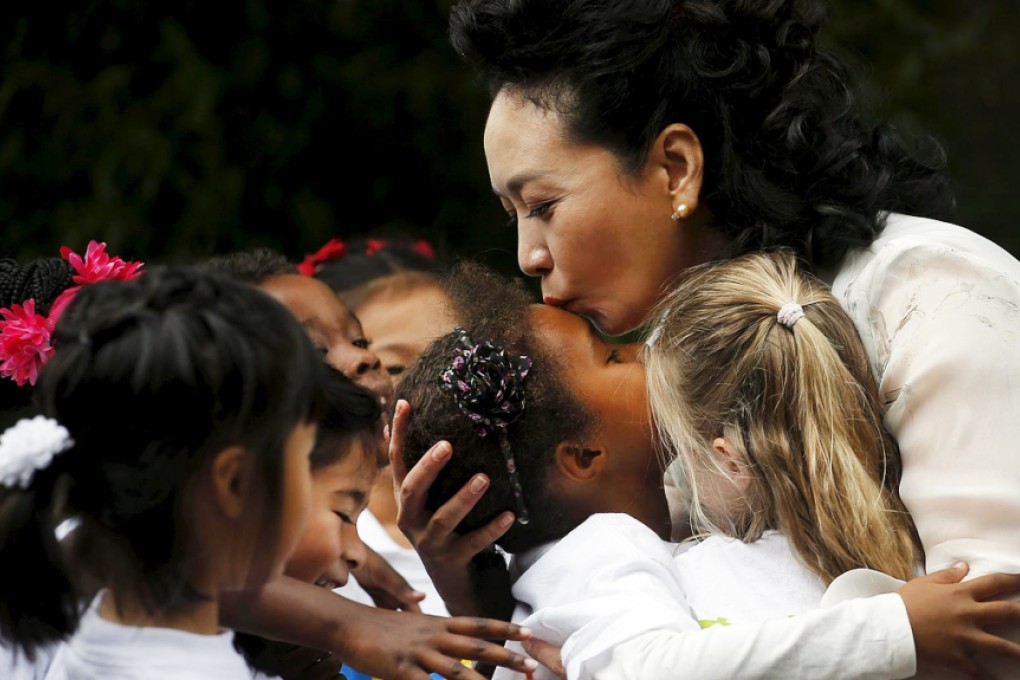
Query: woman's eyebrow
495 170 546 197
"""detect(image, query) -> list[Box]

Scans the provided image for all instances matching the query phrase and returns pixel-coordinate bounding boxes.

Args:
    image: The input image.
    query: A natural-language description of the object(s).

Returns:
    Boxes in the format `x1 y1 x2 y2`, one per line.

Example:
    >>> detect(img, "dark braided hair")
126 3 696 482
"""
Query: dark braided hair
450 0 954 270
0 258 74 316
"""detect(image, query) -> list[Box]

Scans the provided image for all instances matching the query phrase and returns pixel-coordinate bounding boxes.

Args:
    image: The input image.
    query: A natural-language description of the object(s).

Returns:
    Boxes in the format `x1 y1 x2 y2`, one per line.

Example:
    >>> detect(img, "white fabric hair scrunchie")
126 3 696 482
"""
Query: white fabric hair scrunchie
777 302 805 328
0 415 74 489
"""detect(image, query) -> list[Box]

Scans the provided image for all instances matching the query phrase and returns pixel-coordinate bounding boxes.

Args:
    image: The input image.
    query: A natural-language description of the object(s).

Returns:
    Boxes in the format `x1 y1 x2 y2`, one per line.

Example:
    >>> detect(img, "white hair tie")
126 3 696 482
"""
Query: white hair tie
0 416 74 489
777 302 805 328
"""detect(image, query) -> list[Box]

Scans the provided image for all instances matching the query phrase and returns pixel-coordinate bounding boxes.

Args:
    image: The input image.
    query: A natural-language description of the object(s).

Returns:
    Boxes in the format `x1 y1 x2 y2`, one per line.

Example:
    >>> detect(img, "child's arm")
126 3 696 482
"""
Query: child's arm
575 565 1020 680
220 576 537 680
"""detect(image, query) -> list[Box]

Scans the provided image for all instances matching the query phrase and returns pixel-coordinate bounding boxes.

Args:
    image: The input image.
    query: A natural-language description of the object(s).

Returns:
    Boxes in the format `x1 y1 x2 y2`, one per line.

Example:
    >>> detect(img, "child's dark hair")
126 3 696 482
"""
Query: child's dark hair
0 267 325 657
235 363 380 676
313 364 384 471
397 263 592 553
201 248 297 285
0 257 76 422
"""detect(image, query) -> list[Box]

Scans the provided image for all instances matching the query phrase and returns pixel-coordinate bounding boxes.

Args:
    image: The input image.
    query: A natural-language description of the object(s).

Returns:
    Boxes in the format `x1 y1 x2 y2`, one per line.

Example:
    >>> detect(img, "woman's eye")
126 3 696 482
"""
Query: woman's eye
527 201 555 219
352 338 369 350
386 365 405 377
334 511 353 525
608 349 621 364
316 345 330 357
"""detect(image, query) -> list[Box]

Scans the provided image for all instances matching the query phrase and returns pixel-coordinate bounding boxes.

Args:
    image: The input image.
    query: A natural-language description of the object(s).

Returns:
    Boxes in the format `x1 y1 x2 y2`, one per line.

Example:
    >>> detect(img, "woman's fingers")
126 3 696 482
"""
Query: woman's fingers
522 639 566 678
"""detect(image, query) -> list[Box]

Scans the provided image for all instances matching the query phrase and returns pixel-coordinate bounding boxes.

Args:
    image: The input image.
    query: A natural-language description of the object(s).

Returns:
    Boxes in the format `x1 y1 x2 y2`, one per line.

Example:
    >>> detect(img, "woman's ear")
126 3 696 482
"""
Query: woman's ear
711 437 750 492
649 123 704 216
209 446 253 519
554 442 606 482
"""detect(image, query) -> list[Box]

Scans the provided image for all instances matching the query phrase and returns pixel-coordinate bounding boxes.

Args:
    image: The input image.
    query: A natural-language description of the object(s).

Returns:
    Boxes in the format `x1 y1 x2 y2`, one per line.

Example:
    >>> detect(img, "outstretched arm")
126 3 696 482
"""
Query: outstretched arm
221 576 537 680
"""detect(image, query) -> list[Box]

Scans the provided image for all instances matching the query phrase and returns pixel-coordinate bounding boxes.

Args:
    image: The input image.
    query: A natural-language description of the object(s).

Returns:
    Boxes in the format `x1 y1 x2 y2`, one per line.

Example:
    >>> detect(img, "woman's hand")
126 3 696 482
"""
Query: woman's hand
389 399 516 619
355 544 425 612
899 563 1020 676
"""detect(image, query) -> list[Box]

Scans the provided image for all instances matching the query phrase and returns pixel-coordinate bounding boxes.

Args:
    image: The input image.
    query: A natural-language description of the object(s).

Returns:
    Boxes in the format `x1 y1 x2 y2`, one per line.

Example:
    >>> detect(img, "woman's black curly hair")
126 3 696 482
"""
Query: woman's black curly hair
450 0 954 270
397 263 592 553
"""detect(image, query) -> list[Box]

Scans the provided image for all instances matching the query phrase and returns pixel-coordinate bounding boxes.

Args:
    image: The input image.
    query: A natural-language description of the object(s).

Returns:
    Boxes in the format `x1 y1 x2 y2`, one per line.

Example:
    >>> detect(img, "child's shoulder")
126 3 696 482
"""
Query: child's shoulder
535 513 676 572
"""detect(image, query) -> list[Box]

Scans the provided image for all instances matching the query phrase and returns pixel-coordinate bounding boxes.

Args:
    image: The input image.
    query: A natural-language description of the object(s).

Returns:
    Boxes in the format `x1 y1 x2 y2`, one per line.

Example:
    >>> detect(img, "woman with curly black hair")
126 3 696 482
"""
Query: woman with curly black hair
393 0 1020 675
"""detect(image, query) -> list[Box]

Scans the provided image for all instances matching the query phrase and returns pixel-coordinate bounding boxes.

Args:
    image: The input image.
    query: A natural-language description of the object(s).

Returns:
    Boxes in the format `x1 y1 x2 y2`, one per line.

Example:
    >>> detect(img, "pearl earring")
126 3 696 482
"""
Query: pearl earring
670 203 690 221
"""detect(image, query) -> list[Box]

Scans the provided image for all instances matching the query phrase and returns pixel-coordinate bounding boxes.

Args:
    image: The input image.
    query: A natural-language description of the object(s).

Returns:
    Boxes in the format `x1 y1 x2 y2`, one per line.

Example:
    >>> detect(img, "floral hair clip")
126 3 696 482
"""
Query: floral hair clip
0 415 74 489
297 238 348 277
439 328 532 525
0 241 144 386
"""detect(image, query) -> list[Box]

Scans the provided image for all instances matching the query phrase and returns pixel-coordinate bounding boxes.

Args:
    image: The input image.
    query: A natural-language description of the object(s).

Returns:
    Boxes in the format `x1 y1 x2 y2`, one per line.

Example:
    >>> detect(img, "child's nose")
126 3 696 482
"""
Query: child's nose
342 523 368 571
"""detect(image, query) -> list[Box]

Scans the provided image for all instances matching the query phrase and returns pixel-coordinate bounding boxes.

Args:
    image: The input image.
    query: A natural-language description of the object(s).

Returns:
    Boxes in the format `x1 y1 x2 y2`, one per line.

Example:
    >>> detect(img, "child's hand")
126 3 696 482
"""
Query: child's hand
338 609 538 680
899 562 1020 677
523 639 565 679
389 399 516 619
357 544 426 613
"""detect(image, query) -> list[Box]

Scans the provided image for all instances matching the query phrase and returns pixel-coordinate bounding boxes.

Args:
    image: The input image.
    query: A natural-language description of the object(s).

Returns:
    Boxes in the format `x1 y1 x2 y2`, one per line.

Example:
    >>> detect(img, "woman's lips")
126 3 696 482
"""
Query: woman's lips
543 296 571 308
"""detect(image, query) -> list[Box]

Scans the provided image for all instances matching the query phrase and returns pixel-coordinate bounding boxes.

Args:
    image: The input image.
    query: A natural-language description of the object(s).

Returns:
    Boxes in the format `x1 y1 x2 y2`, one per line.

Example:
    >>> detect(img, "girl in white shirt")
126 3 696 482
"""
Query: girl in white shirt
0 267 325 679
392 263 1020 680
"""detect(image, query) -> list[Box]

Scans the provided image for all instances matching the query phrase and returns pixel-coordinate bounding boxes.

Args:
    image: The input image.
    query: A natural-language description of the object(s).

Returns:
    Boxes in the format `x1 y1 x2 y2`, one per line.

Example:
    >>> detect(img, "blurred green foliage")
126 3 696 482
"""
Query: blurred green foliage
1 0 1017 267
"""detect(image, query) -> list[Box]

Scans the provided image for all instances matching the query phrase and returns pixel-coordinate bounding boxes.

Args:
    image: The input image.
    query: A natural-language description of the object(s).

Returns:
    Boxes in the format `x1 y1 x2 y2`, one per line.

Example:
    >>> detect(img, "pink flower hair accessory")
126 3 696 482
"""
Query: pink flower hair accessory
0 300 55 387
48 241 145 322
0 241 144 386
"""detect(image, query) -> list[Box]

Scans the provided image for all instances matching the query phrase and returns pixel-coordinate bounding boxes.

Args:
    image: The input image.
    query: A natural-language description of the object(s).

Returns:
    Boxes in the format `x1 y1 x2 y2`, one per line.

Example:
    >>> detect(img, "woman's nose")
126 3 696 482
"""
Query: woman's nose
517 224 552 277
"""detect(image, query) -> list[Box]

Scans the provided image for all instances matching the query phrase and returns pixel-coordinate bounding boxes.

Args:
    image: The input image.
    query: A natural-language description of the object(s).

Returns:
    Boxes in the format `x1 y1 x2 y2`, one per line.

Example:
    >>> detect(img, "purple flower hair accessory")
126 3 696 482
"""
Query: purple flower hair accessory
439 328 532 525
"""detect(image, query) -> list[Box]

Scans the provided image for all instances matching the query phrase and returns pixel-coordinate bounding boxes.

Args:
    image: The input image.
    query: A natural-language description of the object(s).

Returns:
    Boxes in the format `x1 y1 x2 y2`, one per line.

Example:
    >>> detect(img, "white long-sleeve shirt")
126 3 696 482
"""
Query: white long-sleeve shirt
494 514 915 680
633 214 1020 678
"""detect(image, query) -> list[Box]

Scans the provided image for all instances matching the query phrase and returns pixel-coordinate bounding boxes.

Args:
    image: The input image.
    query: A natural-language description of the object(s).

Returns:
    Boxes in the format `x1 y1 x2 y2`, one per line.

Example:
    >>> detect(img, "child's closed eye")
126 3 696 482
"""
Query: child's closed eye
334 511 354 525
607 349 621 364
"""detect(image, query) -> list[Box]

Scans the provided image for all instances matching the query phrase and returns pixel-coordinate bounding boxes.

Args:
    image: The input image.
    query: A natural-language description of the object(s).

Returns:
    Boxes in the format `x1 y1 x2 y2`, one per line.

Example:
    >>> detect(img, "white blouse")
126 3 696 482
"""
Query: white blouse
831 213 1020 577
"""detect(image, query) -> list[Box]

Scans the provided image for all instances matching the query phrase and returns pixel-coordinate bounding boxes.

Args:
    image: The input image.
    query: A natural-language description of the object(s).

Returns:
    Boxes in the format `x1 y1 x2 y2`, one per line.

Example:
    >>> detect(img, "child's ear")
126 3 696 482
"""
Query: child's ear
209 446 253 519
554 441 606 482
711 437 750 492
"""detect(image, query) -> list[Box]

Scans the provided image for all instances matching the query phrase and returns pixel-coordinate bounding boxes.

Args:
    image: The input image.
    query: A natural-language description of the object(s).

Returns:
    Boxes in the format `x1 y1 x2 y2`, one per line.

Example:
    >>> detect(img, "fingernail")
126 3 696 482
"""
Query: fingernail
431 442 451 462
470 475 488 493
500 513 514 528
519 627 533 638
395 399 408 415
952 561 968 570
383 424 391 440
524 659 538 671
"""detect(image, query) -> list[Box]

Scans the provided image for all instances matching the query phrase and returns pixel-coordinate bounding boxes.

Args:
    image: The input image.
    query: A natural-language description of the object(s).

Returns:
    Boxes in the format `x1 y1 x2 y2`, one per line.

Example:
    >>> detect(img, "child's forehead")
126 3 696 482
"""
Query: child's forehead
260 274 352 325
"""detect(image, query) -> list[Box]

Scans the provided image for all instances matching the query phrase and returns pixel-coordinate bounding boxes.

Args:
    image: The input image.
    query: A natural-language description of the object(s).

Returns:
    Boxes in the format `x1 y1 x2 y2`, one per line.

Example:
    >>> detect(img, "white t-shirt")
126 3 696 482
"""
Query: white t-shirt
494 513 914 680
333 509 449 617
42 596 260 680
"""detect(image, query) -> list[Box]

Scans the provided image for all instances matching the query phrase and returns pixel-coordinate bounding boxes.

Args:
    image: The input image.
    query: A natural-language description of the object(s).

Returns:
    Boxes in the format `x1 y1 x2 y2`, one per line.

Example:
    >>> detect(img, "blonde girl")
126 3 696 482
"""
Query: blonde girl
648 250 917 609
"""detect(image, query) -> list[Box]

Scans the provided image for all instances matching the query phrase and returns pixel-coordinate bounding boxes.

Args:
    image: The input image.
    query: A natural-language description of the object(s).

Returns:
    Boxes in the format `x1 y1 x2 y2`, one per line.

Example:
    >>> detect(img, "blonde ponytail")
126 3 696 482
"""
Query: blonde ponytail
648 251 917 583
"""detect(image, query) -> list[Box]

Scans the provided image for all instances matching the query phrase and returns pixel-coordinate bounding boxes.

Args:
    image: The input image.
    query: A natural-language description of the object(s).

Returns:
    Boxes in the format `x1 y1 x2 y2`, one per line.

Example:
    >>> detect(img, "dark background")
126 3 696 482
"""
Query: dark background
2 0 1018 272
